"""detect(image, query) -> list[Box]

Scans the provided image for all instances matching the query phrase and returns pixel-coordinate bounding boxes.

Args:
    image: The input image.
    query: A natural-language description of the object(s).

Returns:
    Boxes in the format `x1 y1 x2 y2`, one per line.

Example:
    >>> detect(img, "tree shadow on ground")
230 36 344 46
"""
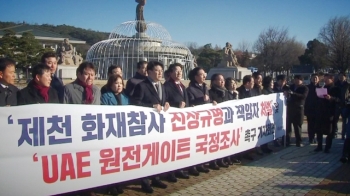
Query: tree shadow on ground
274 163 350 194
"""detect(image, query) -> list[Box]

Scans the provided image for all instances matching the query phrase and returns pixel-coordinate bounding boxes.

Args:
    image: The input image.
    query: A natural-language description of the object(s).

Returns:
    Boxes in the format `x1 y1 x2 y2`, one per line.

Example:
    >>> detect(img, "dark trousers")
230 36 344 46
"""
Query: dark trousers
286 107 303 145
307 115 317 142
341 109 348 138
317 131 334 150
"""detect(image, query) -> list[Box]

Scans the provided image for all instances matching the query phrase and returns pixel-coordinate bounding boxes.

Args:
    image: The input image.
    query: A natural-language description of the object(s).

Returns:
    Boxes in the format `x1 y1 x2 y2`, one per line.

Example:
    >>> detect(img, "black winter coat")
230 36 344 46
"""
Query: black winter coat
262 88 274 95
227 91 239 100
130 79 168 107
186 82 210 106
335 80 350 108
17 81 59 105
124 72 147 98
315 84 341 135
0 84 19 106
209 86 229 103
287 84 309 107
164 80 189 108
304 83 321 117
236 85 260 99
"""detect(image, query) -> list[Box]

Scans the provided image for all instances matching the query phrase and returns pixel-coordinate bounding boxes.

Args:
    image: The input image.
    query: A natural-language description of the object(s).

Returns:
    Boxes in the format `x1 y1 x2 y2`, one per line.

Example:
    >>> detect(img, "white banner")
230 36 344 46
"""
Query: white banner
0 93 286 196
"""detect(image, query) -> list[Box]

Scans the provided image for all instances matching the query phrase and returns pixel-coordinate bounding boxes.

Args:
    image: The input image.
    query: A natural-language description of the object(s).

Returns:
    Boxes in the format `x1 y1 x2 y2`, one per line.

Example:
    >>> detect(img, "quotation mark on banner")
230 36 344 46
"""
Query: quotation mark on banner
33 153 38 162
8 115 13 124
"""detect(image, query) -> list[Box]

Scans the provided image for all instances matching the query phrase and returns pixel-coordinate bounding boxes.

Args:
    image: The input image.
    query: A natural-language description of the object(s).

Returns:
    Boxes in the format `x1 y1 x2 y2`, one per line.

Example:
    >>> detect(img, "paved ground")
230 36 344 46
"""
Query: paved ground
95 123 349 196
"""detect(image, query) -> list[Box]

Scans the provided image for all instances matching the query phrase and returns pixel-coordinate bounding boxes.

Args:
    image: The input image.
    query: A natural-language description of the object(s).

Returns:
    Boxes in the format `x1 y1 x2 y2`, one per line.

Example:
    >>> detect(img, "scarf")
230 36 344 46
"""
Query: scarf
76 80 94 104
114 93 122 105
211 85 226 98
32 81 50 103
264 87 274 94
170 78 185 92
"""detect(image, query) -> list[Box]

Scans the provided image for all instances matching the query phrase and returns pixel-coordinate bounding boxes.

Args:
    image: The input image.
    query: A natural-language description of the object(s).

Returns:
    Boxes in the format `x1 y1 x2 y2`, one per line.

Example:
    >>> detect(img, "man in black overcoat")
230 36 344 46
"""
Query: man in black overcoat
314 74 341 153
283 75 309 147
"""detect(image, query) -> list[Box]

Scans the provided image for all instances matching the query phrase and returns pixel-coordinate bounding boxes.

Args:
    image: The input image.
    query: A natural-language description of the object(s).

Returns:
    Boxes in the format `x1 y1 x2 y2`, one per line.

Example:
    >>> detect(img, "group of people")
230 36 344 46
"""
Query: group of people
0 52 349 195
304 73 350 159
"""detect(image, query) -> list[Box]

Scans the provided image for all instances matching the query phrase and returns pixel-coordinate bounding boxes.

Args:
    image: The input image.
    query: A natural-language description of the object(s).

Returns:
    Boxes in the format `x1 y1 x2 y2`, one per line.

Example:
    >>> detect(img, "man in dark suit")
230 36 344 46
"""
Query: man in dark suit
164 63 189 108
131 61 170 111
334 72 350 140
131 61 169 193
164 63 190 180
252 72 272 153
17 63 59 105
272 74 287 147
236 75 259 160
252 71 263 95
124 61 148 98
41 52 64 103
305 73 321 144
273 75 287 93
284 75 309 147
0 58 19 106
237 75 259 99
313 74 340 153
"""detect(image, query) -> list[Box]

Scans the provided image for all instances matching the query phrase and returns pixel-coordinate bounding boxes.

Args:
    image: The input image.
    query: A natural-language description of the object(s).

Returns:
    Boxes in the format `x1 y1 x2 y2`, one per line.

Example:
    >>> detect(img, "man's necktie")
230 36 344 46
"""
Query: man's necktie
5 88 12 105
176 83 183 94
155 83 159 92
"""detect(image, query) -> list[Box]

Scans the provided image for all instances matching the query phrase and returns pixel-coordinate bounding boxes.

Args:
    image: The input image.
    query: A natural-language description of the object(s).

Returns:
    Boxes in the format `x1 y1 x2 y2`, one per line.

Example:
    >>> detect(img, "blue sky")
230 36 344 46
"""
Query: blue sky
1 0 349 50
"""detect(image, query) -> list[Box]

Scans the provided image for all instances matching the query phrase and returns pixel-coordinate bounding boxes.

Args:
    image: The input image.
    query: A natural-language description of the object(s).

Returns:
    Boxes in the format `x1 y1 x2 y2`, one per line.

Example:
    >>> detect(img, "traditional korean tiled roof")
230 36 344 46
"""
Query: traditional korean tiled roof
0 24 85 44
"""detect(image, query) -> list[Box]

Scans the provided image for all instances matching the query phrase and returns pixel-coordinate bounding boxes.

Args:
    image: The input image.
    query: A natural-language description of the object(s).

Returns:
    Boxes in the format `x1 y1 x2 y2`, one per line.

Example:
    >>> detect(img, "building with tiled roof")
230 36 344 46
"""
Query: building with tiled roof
0 23 86 50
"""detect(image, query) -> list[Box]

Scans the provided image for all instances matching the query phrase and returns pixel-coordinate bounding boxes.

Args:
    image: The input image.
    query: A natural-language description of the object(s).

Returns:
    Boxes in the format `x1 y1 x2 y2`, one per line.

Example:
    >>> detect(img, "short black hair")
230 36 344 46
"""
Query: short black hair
137 61 148 69
242 75 253 85
76 62 96 75
0 58 16 72
324 73 334 80
252 71 262 79
41 52 57 63
108 65 122 74
32 63 51 79
294 75 303 80
262 76 273 89
167 63 183 73
188 67 204 84
164 69 171 77
225 77 235 89
276 74 286 81
210 73 224 87
147 61 164 72
311 73 318 78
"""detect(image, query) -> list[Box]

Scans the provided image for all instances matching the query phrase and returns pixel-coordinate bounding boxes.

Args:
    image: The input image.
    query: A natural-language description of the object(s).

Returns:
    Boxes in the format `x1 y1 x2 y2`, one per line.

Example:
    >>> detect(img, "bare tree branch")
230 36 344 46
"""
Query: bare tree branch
319 16 350 72
236 40 252 52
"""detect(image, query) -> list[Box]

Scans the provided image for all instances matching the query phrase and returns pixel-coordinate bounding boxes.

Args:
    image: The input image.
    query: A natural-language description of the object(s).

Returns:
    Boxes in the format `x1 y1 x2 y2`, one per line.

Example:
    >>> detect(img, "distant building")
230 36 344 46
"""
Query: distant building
0 23 86 52
247 66 258 73
290 65 315 84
